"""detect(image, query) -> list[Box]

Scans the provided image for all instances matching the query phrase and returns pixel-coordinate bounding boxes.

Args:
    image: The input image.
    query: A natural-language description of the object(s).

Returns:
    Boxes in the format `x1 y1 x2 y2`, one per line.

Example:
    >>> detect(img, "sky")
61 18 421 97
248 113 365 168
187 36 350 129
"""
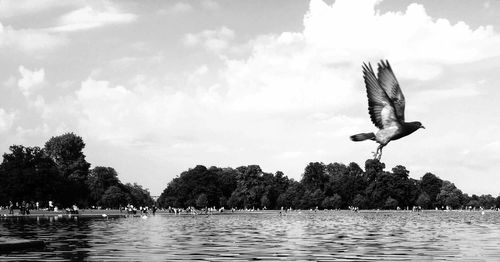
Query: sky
1 0 500 197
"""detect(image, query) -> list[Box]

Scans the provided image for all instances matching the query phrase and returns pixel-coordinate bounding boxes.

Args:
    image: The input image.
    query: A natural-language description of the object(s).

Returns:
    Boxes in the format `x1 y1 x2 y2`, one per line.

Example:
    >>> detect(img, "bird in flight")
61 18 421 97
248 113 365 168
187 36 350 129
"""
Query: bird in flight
350 60 425 160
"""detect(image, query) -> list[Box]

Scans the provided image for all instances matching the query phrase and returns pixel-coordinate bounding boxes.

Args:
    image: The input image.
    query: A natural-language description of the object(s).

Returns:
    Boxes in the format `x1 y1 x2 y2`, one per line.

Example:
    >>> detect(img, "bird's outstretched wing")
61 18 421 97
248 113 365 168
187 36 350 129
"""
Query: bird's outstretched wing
362 62 399 129
377 60 405 122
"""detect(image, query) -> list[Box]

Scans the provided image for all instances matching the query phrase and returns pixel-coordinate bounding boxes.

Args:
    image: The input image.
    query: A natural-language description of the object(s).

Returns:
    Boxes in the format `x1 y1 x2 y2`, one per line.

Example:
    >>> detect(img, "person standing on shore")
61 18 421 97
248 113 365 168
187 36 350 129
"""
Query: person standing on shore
24 201 30 215
9 201 14 214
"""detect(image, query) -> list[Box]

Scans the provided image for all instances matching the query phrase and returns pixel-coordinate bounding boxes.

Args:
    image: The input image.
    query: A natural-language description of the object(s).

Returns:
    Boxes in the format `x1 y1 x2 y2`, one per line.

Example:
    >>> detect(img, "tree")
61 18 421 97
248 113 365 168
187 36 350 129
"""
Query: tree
322 194 342 209
157 165 223 208
416 192 431 208
155 159 482 211
276 181 304 209
215 168 238 202
466 199 480 209
0 134 153 209
231 165 267 208
196 193 208 208
420 173 443 207
260 195 270 208
228 191 244 208
325 162 365 207
352 194 367 208
392 165 409 179
364 159 385 183
303 189 325 209
124 183 154 207
301 162 328 192
44 133 91 207
44 133 90 180
219 196 227 207
352 194 368 208
0 145 64 206
365 171 392 208
436 181 463 209
100 186 129 208
384 196 399 209
87 166 120 205
478 194 496 209
326 163 348 179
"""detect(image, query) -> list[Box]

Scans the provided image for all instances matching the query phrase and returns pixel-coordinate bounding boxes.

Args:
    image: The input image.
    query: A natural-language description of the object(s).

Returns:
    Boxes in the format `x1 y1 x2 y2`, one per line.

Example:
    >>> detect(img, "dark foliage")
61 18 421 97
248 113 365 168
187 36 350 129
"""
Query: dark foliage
2 133 497 210
0 145 66 206
0 134 154 209
158 159 500 210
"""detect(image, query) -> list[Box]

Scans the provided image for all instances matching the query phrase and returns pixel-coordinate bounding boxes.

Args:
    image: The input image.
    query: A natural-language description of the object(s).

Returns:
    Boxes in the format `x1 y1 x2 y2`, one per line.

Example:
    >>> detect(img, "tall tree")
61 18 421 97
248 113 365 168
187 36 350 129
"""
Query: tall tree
364 159 385 183
416 192 431 208
420 172 443 206
301 162 328 192
124 183 154 207
86 166 120 205
100 186 129 208
196 193 208 208
0 145 64 205
44 133 91 206
44 133 91 178
436 181 463 209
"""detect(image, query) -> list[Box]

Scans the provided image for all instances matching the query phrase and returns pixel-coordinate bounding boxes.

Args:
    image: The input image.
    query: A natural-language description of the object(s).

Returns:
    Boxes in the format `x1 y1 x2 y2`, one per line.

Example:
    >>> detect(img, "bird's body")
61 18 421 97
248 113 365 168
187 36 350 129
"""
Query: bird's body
351 60 424 159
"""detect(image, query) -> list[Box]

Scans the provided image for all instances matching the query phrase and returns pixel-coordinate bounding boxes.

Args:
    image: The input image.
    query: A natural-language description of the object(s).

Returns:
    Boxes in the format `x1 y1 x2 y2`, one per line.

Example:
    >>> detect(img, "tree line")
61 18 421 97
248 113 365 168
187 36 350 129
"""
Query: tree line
0 133 153 209
158 160 500 210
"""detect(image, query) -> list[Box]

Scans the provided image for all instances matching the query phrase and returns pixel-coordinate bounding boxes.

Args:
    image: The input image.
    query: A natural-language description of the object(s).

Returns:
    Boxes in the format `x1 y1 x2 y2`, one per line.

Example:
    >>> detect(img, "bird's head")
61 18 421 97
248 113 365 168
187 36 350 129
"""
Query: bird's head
405 121 425 133
416 121 425 129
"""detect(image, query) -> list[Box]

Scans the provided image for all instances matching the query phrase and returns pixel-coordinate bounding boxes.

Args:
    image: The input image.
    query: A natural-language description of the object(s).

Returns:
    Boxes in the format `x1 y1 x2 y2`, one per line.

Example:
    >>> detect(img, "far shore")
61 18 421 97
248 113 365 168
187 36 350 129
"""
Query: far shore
0 208 497 219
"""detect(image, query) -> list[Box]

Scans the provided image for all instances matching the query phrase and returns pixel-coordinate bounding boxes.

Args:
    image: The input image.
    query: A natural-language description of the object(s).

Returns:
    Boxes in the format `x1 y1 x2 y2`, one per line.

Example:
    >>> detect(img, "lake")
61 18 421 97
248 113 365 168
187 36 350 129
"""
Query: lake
1 210 499 261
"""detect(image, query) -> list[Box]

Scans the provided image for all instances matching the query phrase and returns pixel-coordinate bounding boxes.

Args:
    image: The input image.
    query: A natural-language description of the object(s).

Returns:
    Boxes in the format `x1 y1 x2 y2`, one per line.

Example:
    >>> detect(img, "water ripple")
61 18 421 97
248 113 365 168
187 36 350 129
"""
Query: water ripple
1 211 500 261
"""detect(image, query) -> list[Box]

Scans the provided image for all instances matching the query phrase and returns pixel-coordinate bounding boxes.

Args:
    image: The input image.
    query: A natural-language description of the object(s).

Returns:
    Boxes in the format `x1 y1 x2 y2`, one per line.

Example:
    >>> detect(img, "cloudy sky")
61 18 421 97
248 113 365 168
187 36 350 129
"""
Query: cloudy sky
1 0 500 196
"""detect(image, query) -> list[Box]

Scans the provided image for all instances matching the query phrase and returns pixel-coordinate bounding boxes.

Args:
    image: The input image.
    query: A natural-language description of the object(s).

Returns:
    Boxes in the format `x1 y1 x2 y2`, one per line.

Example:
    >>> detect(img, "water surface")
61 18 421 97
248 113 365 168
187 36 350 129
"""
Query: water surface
1 211 499 261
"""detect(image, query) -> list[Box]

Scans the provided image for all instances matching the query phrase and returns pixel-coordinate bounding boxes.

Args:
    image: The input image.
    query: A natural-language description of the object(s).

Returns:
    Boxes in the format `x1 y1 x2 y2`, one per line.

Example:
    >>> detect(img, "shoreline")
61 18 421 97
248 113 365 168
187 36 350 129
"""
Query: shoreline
0 208 496 219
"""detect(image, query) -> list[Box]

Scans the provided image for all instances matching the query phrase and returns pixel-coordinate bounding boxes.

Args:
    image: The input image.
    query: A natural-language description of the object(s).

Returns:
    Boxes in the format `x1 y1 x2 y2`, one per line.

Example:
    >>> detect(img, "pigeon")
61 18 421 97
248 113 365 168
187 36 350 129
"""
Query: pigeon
350 60 425 160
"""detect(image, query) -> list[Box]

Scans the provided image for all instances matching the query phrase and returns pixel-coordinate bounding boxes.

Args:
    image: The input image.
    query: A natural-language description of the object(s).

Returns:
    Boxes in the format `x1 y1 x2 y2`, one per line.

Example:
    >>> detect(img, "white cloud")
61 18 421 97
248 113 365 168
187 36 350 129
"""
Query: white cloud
212 0 500 116
50 5 136 32
21 0 500 195
302 0 500 79
0 0 75 18
0 22 67 52
417 86 481 102
171 2 193 13
46 0 500 152
201 0 220 10
183 27 235 53
0 108 15 133
157 2 193 15
74 78 196 145
274 151 304 159
17 66 45 96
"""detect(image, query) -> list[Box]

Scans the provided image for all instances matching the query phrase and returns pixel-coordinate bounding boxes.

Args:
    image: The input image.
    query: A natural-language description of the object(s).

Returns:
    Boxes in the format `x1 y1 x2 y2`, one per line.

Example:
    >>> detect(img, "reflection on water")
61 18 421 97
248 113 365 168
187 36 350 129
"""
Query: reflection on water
1 211 500 261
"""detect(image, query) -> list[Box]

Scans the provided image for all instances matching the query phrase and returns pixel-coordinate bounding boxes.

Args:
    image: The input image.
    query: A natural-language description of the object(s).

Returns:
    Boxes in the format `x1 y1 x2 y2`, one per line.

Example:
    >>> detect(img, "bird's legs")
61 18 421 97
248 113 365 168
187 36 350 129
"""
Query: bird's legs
372 145 384 160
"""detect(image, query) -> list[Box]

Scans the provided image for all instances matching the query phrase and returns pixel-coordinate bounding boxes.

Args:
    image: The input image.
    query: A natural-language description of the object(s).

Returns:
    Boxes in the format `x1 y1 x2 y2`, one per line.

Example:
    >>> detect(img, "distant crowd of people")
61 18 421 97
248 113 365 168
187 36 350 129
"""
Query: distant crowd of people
160 206 225 215
1 200 66 215
2 202 499 216
121 204 157 216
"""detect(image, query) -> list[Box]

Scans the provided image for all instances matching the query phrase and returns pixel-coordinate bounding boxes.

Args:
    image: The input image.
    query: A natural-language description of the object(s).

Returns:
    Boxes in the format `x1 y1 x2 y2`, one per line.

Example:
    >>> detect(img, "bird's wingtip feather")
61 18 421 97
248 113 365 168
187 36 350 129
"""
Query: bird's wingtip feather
379 59 391 70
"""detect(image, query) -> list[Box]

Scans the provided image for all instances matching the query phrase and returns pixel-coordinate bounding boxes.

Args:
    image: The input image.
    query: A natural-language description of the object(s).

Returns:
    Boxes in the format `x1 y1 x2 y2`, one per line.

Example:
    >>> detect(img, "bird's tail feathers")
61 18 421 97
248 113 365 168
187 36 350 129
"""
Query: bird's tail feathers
350 132 375 142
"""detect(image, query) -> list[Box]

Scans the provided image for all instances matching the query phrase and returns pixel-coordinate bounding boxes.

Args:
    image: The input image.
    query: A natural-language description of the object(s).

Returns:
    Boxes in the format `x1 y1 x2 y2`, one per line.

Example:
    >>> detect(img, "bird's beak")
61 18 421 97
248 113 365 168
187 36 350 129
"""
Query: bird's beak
421 126 426 129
